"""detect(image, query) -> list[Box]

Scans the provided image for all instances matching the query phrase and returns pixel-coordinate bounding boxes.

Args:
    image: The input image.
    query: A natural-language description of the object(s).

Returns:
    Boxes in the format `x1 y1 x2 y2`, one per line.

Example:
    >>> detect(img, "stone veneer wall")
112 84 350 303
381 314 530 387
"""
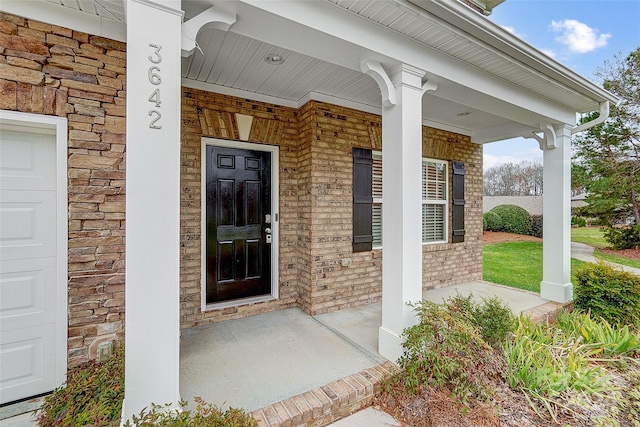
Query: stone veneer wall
0 12 126 366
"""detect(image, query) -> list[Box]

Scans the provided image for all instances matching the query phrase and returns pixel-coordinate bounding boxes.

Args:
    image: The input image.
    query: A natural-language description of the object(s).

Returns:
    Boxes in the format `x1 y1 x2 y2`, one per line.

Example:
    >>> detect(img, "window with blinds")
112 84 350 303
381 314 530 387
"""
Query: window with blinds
421 160 448 243
371 153 448 247
372 152 383 248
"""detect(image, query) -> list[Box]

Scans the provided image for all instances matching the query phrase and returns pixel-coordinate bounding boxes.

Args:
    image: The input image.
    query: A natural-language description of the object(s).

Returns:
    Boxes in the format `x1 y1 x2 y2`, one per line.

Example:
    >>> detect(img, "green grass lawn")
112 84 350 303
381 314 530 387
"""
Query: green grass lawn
483 241 587 292
571 226 608 248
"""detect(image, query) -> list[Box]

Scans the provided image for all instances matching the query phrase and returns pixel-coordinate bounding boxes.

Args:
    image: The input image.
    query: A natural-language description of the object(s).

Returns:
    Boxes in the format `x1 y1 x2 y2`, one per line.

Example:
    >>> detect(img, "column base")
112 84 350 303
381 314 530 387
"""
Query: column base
540 281 573 303
378 326 404 364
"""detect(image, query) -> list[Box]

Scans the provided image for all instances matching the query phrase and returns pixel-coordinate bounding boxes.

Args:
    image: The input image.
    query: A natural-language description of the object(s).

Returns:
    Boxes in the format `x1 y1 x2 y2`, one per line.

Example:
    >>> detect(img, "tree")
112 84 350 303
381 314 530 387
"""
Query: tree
483 159 543 196
572 47 640 232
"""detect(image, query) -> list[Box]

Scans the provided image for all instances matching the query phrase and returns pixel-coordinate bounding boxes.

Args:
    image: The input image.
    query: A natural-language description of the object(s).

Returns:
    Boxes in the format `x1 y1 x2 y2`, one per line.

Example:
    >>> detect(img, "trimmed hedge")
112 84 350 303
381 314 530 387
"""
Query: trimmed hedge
529 214 543 238
490 204 532 235
574 262 640 326
483 211 503 232
602 224 640 250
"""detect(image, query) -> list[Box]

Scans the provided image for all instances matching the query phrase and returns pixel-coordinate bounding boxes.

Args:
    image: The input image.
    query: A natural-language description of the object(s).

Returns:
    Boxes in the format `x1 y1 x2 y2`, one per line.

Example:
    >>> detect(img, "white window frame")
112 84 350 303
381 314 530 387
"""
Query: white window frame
421 158 448 244
372 152 448 248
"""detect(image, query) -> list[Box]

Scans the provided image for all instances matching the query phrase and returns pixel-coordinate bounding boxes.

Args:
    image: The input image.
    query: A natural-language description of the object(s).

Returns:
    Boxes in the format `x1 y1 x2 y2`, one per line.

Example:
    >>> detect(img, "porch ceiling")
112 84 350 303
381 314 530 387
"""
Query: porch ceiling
181 27 510 137
18 0 617 143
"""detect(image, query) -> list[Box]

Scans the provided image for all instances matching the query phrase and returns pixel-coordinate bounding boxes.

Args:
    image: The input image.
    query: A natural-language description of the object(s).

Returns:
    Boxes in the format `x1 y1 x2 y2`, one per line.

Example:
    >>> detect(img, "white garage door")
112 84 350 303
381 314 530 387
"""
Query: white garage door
0 126 60 404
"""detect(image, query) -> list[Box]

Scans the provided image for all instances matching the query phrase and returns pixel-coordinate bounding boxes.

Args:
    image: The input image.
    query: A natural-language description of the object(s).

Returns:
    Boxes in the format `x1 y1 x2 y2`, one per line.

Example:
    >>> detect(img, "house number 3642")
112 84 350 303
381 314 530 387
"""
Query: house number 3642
148 44 162 129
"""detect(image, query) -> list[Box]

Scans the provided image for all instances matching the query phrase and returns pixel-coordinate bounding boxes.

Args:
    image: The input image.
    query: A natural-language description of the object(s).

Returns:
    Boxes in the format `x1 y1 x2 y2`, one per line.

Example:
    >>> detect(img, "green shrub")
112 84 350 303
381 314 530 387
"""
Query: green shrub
36 345 125 426
483 215 487 231
394 296 508 405
574 262 640 326
36 346 256 427
124 399 257 427
490 204 532 235
471 297 516 348
529 214 543 238
571 216 587 227
483 211 503 232
602 224 640 250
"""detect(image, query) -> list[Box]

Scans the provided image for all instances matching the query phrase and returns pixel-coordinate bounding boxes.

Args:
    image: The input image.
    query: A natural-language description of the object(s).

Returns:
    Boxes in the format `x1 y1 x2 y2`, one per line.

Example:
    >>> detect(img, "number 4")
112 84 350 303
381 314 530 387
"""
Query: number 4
148 89 161 107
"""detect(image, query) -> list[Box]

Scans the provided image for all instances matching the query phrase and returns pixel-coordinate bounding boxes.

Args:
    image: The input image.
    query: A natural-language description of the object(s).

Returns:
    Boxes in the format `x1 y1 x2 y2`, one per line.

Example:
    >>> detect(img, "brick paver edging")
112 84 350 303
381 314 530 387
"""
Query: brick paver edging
250 362 398 427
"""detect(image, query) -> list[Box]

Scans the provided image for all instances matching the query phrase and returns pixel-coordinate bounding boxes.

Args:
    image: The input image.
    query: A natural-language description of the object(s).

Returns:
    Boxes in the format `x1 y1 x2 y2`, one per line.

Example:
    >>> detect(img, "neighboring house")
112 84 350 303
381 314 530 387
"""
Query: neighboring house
0 0 619 419
484 196 543 215
571 193 588 210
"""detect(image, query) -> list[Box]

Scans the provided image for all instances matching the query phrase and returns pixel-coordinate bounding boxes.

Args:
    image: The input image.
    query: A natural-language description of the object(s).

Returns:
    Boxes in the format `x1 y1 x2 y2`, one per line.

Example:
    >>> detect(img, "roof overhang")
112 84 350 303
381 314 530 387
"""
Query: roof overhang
0 0 621 144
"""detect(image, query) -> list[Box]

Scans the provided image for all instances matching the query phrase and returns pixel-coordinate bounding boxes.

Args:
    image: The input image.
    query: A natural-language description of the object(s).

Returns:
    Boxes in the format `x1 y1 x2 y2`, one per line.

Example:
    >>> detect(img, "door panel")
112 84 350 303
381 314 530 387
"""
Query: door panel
0 128 58 404
206 146 271 304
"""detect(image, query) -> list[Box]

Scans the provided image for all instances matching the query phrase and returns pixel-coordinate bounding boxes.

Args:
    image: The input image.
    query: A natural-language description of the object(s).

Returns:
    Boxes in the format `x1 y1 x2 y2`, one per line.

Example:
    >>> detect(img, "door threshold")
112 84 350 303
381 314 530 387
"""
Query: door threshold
204 294 276 312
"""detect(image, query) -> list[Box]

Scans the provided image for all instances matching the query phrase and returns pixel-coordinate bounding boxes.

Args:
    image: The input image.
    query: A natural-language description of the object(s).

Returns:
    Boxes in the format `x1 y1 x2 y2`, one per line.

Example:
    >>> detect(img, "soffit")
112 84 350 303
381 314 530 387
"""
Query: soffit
325 0 598 113
44 0 125 23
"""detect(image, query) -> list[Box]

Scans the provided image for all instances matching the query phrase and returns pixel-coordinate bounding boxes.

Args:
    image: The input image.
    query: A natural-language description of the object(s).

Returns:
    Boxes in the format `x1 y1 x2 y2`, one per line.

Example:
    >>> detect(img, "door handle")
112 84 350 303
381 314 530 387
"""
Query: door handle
265 227 272 234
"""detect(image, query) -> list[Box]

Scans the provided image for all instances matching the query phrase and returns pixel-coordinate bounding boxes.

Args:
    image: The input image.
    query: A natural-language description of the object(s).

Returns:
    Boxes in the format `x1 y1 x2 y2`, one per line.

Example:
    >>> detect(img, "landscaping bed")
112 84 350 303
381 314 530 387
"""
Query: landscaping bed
373 295 640 427
483 231 541 244
600 247 640 261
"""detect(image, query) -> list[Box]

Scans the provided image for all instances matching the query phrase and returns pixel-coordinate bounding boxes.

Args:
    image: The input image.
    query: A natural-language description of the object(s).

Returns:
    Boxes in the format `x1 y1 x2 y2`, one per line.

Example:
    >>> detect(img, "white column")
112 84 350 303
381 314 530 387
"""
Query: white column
124 0 182 420
378 64 425 362
541 124 573 302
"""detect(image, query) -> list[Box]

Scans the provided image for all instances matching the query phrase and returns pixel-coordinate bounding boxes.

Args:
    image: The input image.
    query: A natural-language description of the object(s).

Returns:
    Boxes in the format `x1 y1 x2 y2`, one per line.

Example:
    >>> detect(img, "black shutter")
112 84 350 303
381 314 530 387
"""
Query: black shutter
353 148 373 252
452 161 465 243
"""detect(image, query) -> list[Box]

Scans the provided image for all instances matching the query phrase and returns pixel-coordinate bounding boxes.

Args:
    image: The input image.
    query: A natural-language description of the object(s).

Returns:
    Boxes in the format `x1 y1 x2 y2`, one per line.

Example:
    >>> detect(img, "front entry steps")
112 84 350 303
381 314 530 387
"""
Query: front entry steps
250 362 398 427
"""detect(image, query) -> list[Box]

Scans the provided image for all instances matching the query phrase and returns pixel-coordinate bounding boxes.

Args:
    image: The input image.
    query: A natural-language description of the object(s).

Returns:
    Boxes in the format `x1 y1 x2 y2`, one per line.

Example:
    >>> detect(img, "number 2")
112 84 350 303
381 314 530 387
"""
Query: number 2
149 110 162 129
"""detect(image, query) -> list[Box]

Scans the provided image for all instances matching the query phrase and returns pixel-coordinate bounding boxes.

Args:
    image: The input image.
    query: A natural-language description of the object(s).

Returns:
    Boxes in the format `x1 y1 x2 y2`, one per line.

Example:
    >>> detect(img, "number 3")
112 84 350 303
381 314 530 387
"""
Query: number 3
148 44 162 64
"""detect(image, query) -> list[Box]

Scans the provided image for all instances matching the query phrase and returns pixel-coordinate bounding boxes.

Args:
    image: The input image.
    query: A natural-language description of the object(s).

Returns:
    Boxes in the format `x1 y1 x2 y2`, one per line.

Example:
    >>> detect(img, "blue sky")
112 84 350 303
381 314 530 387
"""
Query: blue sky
483 0 640 169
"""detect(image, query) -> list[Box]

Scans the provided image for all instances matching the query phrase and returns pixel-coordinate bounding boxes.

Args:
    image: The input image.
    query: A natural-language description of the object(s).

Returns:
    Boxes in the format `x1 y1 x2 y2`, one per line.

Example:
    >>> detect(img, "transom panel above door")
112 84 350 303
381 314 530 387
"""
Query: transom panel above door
202 139 279 309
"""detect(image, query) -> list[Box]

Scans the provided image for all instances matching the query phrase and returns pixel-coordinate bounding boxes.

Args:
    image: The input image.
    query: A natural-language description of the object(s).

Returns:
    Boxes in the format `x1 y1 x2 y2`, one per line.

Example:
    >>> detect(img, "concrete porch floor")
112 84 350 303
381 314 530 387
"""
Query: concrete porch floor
179 281 563 426
0 281 562 427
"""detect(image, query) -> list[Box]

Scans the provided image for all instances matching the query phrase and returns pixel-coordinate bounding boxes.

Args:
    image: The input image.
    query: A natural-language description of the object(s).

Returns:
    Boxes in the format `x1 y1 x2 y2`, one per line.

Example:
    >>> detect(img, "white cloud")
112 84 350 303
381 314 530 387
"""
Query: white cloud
550 19 611 53
502 25 520 36
540 48 557 59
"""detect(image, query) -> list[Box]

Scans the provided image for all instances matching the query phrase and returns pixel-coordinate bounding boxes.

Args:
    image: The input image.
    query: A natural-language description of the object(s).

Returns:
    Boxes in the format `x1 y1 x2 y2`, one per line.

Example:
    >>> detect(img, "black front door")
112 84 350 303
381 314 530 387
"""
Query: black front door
205 145 271 304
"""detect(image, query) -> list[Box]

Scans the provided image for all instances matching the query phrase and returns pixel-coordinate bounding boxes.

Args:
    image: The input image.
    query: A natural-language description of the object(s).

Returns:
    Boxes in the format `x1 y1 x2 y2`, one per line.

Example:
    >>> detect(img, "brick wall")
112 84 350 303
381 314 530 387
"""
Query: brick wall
179 96 482 321
303 102 483 315
0 12 126 366
421 128 483 290
180 88 302 327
